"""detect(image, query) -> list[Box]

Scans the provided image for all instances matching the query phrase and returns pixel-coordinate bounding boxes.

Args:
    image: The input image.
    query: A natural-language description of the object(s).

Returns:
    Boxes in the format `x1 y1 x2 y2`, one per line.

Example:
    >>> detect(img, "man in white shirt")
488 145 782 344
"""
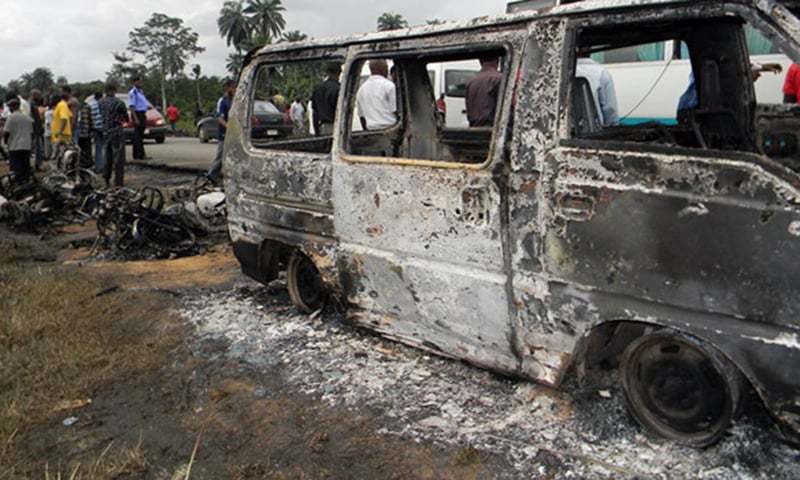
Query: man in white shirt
290 97 305 133
356 60 397 131
576 54 619 126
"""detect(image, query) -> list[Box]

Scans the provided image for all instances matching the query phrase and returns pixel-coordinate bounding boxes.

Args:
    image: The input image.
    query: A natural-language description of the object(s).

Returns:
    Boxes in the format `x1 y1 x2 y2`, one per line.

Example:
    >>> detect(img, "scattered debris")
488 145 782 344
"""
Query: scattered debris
599 390 612 399
62 416 79 427
0 170 96 230
83 178 228 260
52 399 93 413
182 287 800 479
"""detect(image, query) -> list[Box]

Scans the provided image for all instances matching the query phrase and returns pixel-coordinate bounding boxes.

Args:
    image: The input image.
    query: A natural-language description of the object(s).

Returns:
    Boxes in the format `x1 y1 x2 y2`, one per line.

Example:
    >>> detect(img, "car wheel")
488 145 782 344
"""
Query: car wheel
155 135 165 144
287 252 325 314
621 330 743 448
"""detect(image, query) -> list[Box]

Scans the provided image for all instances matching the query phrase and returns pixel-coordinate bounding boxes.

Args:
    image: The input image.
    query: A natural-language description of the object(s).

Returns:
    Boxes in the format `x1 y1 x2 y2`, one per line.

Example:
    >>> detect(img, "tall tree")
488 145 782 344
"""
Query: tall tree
218 0 251 50
20 68 55 94
6 80 23 94
106 51 147 86
281 30 308 43
377 12 409 31
243 0 286 43
128 13 205 111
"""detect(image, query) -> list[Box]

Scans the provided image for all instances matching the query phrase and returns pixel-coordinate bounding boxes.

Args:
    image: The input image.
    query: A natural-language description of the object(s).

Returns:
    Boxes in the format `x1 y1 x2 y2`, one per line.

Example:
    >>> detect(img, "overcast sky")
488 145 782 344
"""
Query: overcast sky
0 0 508 85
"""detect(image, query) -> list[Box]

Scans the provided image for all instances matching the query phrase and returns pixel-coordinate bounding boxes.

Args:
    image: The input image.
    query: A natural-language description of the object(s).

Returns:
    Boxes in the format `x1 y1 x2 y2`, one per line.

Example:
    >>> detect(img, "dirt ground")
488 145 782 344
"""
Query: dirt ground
0 165 507 479
1 164 799 479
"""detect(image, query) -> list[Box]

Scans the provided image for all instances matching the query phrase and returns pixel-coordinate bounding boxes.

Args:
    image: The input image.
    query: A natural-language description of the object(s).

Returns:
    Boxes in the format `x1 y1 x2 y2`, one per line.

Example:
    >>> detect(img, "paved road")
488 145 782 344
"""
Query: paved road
127 137 217 172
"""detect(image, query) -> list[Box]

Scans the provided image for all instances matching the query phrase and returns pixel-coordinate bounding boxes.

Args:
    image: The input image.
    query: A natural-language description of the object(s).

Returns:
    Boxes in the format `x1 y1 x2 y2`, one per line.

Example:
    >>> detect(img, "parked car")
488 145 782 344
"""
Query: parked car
116 94 168 144
197 100 293 143
225 0 800 448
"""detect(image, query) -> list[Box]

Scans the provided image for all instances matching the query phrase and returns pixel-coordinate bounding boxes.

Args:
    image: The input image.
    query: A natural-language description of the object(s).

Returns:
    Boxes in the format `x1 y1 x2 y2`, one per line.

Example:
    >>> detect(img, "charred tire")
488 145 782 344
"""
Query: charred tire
287 252 325 314
621 330 742 448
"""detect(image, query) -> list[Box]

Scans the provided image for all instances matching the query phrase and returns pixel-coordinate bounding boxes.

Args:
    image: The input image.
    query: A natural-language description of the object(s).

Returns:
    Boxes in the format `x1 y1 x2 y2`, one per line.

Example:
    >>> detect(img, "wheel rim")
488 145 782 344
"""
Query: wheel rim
623 333 737 445
290 254 324 312
296 256 322 308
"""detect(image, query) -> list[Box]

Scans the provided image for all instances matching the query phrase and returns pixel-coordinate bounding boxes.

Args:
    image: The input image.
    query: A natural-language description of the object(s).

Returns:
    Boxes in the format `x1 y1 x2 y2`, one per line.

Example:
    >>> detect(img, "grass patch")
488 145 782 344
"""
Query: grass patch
0 264 183 477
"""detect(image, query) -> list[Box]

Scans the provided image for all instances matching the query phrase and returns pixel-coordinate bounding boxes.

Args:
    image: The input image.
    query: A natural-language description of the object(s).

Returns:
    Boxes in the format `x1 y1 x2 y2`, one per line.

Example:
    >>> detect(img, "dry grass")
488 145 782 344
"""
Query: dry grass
41 440 149 480
0 263 183 477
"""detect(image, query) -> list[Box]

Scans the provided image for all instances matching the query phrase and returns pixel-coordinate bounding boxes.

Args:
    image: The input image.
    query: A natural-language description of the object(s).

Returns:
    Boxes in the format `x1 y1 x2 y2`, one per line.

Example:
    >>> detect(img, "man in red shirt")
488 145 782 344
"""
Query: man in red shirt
166 104 180 131
783 63 800 104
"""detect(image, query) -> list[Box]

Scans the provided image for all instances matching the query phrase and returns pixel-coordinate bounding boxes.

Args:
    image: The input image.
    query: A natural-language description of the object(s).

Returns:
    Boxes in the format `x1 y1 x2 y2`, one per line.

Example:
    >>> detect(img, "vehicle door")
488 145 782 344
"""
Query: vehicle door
226 46 346 278
331 25 528 375
509 4 800 386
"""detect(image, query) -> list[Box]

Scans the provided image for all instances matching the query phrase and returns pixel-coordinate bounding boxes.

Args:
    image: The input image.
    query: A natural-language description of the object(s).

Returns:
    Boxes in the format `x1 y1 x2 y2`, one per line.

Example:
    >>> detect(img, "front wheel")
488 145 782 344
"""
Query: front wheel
287 252 325 314
621 330 743 448
155 135 166 144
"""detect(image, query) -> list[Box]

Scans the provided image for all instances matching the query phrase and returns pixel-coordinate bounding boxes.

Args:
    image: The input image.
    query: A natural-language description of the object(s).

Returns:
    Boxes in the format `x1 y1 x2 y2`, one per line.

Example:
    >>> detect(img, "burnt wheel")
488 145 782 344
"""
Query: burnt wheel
621 331 742 447
287 252 325 314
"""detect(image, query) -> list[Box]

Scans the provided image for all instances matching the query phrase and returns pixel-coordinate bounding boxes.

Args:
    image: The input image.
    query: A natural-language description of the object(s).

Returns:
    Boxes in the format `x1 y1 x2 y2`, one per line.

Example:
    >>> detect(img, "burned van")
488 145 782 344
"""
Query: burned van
225 0 800 447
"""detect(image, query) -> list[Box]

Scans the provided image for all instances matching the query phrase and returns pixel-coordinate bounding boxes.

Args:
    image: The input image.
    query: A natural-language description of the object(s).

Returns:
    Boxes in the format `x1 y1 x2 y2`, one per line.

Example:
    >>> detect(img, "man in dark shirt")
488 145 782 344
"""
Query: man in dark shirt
29 89 45 171
465 56 503 127
311 63 341 136
99 83 129 187
207 79 236 182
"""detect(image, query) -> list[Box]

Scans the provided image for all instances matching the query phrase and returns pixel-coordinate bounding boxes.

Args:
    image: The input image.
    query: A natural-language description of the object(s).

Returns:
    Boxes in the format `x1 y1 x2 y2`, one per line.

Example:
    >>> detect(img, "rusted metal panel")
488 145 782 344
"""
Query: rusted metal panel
331 27 529 378
226 0 800 442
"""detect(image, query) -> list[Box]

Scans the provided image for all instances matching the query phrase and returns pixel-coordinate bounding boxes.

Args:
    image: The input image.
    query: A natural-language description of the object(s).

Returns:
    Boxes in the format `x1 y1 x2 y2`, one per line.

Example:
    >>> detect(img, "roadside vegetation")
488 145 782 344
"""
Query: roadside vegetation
0 248 183 478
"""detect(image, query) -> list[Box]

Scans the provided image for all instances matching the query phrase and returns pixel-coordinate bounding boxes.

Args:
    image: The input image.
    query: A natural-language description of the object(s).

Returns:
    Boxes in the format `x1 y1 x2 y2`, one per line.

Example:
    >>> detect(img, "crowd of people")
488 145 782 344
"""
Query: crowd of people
0 78 156 188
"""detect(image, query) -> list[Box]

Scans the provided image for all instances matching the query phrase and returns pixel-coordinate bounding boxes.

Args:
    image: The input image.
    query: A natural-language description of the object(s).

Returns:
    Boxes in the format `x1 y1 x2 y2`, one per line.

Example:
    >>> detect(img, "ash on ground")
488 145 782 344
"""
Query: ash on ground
181 283 800 479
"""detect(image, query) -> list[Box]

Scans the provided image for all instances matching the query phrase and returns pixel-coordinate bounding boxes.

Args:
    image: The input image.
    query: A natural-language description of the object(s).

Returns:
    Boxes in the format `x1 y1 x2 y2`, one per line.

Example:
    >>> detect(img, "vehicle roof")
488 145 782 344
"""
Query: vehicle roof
250 0 779 59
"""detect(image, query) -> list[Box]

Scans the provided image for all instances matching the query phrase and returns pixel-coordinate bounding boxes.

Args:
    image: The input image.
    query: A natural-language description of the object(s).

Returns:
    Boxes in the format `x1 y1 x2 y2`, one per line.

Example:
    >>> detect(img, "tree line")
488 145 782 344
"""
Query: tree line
2 3 436 129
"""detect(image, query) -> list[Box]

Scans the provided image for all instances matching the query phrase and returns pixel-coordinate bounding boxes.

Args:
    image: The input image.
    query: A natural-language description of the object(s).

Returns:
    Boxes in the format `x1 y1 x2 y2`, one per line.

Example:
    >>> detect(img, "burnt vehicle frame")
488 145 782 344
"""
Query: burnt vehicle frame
224 0 800 447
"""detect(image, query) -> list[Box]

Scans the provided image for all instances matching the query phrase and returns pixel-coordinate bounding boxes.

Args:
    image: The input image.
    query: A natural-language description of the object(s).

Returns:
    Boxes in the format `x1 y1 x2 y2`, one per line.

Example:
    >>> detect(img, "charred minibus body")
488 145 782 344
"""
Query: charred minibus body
225 0 800 447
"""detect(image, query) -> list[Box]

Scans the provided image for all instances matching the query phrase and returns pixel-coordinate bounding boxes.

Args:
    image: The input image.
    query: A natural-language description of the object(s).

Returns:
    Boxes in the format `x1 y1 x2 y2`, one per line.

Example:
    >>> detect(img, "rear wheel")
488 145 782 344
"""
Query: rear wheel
155 134 166 144
621 330 742 447
287 252 325 314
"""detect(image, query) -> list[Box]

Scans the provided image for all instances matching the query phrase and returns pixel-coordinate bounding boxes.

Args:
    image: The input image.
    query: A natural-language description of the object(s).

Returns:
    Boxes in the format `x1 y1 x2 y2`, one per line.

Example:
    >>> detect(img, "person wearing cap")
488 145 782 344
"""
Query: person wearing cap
128 76 151 160
3 96 34 183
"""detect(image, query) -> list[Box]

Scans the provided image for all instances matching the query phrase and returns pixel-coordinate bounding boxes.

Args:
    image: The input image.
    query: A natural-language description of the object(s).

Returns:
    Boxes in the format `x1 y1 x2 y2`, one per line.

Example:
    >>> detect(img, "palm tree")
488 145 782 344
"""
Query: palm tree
281 30 308 43
377 12 409 32
218 0 251 50
226 51 246 76
244 0 286 44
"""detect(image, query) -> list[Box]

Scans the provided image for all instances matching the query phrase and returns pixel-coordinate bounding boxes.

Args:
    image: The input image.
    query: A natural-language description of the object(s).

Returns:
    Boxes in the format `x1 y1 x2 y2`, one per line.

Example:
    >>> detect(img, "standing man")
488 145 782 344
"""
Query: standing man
3 98 34 184
77 98 93 168
356 59 397 131
465 56 503 127
99 83 129 187
784 63 800 104
290 96 305 134
52 86 74 149
128 76 150 160
576 51 619 126
207 79 236 182
89 92 105 173
311 63 341 136
166 103 180 132
28 89 45 171
67 89 80 146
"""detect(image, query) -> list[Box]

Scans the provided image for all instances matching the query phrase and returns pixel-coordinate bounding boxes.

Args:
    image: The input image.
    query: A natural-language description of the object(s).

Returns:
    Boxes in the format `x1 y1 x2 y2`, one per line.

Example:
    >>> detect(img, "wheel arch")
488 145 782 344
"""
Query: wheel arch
571 314 800 441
